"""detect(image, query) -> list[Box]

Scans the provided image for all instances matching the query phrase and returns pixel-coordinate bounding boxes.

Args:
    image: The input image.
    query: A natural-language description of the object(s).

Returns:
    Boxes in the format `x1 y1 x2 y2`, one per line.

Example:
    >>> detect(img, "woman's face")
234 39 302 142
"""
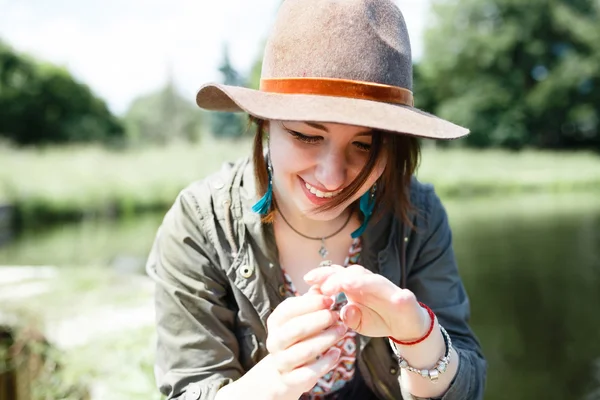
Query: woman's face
268 120 386 221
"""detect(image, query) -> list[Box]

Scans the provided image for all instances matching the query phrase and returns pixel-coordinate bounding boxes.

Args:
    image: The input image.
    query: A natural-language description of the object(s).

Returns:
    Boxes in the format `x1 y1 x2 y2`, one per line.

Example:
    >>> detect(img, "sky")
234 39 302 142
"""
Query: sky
0 0 431 115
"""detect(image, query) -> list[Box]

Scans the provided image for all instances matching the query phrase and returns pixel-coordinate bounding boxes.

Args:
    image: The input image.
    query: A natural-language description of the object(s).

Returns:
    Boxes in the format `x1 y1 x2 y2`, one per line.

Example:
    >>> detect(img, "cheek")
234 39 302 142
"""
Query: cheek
269 137 313 177
373 156 387 180
351 153 386 183
353 155 387 195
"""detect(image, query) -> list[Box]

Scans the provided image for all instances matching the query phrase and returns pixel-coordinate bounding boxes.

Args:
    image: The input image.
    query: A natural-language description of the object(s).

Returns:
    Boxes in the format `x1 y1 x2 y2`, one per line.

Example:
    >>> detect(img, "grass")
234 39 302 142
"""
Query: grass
0 138 252 226
416 146 600 196
1 139 599 226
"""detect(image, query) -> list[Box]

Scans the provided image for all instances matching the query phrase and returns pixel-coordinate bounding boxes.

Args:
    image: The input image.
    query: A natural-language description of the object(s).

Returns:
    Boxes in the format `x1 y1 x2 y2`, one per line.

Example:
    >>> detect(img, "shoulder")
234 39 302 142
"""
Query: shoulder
155 157 252 273
409 176 441 215
407 176 449 236
178 156 251 222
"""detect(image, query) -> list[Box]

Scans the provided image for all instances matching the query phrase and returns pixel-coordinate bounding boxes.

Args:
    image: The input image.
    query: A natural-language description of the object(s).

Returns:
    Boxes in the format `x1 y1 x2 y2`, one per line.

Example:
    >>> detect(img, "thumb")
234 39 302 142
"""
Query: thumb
340 303 363 331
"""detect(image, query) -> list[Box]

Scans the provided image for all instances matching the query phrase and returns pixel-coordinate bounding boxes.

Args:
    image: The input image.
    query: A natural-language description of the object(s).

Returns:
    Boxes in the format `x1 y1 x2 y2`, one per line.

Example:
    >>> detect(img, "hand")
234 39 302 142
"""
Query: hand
244 292 347 400
304 264 430 342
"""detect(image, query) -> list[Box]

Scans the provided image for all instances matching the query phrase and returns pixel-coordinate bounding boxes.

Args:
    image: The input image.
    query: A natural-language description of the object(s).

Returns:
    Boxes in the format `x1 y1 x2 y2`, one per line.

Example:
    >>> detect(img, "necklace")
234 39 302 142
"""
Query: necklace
277 208 353 258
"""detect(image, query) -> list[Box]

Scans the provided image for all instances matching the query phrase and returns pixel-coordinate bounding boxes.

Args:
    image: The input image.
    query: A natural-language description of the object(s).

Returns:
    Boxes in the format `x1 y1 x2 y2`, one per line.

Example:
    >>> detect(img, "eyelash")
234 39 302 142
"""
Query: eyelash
287 129 371 151
288 129 321 144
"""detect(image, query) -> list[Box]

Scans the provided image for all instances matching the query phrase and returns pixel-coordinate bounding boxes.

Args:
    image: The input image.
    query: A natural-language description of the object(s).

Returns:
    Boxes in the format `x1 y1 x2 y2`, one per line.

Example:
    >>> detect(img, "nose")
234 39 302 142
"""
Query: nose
314 149 347 191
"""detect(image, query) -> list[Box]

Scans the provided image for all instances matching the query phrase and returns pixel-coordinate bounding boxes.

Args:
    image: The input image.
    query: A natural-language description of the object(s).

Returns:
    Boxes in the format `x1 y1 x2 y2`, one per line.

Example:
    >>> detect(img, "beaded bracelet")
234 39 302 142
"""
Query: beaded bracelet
388 325 453 383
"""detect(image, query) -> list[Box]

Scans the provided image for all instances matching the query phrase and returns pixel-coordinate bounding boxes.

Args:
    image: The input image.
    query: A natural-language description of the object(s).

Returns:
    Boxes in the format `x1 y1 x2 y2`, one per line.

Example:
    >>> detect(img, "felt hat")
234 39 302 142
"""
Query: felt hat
196 0 469 140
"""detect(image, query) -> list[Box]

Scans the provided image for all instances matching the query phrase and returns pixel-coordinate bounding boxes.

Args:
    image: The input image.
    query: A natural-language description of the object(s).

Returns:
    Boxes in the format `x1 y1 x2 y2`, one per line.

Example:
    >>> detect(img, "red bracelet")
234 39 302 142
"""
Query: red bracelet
389 302 435 346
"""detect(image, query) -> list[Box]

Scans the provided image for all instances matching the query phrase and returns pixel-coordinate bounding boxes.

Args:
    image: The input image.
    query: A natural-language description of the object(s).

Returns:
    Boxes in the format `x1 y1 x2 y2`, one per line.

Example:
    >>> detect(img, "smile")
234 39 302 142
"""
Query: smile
304 182 343 199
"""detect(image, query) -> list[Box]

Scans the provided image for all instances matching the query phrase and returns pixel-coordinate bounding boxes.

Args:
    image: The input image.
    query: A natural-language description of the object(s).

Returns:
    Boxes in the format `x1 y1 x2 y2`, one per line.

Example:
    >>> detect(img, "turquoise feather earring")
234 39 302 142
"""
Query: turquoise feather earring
251 149 273 215
351 183 377 238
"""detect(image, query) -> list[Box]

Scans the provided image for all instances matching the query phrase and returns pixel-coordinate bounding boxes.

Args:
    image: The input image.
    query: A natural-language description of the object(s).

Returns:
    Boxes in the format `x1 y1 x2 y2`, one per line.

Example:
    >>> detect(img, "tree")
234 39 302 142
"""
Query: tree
210 44 248 139
124 76 204 145
416 0 600 150
0 40 124 146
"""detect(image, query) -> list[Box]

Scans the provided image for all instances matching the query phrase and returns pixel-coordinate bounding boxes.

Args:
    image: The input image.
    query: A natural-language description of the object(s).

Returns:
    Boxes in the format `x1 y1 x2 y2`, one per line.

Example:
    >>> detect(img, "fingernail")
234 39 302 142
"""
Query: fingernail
323 297 334 308
340 307 347 321
335 323 347 335
326 348 341 361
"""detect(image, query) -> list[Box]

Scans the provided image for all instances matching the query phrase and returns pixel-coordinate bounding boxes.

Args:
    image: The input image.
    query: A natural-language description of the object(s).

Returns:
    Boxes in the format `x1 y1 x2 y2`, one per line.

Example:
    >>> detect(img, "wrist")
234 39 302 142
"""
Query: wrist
390 324 453 385
390 302 434 345
392 317 446 369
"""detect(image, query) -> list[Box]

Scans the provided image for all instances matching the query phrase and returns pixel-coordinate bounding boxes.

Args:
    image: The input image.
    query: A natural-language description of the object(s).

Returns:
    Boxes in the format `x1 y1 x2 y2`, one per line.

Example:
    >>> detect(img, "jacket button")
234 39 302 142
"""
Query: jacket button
240 265 254 278
390 366 398 375
184 382 201 400
279 284 287 297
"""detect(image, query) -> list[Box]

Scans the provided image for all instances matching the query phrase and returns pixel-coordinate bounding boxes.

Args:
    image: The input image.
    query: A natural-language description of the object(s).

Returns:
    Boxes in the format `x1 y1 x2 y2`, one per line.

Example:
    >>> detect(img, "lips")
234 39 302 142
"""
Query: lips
299 177 344 206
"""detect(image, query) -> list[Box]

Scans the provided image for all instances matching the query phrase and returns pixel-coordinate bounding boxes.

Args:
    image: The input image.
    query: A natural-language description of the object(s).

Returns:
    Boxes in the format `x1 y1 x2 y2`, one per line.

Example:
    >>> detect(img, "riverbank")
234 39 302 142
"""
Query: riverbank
2 140 599 227
0 265 159 400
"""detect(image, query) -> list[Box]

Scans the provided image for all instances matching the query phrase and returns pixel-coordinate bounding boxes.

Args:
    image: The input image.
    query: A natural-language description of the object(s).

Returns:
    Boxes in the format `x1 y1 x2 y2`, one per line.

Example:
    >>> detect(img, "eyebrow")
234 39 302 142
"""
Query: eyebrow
304 122 330 131
303 122 373 137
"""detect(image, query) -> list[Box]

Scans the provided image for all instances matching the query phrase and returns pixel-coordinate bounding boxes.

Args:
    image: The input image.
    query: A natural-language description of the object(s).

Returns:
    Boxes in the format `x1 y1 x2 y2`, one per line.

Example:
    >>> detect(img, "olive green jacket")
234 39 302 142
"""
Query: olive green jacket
146 157 486 400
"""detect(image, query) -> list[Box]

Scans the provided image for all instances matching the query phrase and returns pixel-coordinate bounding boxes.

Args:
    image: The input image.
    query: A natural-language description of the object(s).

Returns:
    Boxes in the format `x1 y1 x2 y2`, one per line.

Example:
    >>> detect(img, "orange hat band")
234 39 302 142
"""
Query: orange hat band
260 77 414 107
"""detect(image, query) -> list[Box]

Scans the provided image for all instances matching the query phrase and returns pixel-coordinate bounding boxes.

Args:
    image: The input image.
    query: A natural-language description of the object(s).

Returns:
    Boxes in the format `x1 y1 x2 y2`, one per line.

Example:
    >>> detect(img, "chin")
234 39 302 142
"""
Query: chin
297 201 348 222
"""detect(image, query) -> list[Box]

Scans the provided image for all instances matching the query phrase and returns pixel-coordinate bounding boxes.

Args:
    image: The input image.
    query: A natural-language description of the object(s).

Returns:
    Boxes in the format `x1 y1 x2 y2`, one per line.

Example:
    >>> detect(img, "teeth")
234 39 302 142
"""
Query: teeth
305 182 342 198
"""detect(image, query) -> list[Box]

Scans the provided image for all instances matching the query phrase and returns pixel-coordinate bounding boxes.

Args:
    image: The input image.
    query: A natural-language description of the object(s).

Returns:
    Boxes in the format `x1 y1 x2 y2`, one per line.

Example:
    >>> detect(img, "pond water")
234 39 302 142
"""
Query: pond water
1 191 599 399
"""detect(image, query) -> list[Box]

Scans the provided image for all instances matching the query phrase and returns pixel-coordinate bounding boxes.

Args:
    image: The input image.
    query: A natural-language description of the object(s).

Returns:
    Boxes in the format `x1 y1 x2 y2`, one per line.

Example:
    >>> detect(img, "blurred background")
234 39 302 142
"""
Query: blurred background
0 0 599 399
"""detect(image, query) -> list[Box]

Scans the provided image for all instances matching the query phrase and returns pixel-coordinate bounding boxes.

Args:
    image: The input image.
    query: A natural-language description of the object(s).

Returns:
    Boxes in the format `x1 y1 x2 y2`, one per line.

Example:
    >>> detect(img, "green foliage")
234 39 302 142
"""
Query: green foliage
124 78 204 145
0 324 89 400
210 44 248 138
416 0 600 150
0 40 125 146
0 140 253 227
247 42 265 90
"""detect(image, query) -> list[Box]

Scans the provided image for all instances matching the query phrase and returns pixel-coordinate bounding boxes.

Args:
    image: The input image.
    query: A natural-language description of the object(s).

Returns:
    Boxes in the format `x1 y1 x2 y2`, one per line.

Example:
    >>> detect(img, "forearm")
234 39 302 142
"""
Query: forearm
395 317 459 398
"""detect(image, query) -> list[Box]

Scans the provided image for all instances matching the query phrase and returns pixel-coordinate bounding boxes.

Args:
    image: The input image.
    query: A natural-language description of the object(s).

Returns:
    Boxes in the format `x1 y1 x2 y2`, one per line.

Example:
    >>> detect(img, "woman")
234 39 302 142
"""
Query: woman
146 0 486 399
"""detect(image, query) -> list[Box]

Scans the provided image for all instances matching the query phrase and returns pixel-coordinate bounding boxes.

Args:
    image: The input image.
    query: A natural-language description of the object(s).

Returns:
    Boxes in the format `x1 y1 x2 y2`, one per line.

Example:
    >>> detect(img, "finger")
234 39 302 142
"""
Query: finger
275 323 346 373
267 295 334 332
317 266 368 295
307 284 323 295
319 271 396 299
281 347 342 393
267 308 340 353
305 264 373 287
303 264 346 284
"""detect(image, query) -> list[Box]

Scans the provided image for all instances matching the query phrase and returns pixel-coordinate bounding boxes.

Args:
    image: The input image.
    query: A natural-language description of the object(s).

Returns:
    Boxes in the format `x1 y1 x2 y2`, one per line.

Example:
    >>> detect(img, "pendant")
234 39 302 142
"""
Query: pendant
318 238 329 258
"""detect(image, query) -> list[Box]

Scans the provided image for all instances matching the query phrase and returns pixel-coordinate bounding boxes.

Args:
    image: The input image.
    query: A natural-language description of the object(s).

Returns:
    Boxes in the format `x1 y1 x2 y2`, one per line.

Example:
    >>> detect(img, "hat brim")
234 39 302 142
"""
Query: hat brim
196 83 469 140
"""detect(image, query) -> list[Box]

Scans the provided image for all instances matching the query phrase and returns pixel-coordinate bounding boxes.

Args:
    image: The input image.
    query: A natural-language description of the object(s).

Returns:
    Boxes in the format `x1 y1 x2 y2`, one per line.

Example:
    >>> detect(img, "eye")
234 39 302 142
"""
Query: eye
286 129 322 144
353 141 371 152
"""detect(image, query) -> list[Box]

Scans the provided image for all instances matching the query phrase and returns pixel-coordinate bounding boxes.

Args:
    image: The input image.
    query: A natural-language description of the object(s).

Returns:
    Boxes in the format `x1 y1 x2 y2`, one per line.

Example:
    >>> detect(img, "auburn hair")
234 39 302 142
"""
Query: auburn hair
251 117 421 227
